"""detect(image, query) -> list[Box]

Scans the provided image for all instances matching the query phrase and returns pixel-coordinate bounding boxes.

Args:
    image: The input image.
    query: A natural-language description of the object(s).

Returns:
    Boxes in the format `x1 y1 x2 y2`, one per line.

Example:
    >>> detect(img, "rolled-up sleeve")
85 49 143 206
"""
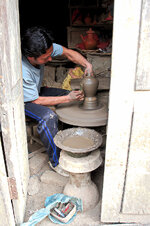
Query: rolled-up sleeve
51 43 63 57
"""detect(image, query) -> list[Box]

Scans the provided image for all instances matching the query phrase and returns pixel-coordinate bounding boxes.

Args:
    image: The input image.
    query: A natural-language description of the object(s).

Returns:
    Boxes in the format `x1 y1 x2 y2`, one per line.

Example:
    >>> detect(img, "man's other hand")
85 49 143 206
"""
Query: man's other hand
68 90 84 102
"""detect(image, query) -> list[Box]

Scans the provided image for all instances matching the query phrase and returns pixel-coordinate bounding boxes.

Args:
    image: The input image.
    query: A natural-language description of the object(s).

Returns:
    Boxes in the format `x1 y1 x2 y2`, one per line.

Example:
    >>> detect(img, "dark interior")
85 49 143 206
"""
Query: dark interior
19 0 70 46
19 0 113 48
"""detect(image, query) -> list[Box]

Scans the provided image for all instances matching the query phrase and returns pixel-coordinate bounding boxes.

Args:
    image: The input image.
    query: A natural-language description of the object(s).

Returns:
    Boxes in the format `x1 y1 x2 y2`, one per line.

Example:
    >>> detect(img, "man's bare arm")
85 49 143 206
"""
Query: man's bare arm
62 47 93 75
32 90 84 106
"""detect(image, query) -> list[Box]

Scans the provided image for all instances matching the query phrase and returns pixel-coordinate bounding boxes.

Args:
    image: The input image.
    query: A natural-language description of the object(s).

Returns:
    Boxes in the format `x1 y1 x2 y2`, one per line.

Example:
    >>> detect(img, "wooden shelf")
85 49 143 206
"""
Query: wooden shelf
71 22 113 28
74 48 111 56
69 6 100 9
68 0 100 8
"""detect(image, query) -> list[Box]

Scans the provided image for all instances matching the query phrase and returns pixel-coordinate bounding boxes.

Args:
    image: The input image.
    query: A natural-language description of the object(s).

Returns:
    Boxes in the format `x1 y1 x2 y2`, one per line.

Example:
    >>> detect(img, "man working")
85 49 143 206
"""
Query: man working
21 26 93 176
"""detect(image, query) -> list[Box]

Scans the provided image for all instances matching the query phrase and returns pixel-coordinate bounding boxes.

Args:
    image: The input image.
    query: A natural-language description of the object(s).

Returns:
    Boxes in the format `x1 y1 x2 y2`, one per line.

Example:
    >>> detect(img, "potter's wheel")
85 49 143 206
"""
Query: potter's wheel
54 127 102 153
53 127 103 211
56 96 108 127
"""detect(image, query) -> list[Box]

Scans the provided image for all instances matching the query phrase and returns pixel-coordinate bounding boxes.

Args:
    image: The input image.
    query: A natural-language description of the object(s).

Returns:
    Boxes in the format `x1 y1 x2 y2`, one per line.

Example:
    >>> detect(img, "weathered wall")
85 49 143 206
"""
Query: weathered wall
43 55 111 88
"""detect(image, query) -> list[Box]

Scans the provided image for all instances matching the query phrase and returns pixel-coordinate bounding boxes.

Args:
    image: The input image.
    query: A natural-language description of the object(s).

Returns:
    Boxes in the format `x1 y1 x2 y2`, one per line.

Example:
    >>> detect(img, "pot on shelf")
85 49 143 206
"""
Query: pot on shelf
80 28 98 50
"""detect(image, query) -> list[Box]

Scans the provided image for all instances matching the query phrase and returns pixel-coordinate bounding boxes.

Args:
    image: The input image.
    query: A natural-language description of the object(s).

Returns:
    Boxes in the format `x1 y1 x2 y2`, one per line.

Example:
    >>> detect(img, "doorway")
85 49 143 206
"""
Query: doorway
18 0 112 224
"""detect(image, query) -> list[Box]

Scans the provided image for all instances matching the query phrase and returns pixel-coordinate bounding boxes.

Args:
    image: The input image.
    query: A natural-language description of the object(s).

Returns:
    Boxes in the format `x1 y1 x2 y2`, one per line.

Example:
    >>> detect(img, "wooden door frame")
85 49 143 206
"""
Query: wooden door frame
0 0 29 224
101 0 150 223
0 138 15 226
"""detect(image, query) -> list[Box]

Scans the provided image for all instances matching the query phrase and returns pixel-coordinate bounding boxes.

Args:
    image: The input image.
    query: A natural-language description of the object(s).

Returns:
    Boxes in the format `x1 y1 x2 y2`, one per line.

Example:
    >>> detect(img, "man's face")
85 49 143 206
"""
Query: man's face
27 45 53 66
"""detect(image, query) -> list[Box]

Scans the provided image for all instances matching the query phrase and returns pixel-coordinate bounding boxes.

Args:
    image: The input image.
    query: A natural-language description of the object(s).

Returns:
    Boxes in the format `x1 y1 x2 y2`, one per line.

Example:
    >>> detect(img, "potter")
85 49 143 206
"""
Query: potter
21 26 93 177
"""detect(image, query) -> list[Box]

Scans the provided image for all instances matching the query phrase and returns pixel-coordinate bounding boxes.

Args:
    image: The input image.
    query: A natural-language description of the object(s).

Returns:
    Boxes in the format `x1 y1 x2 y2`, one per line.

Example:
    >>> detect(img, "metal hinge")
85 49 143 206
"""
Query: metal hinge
7 177 18 200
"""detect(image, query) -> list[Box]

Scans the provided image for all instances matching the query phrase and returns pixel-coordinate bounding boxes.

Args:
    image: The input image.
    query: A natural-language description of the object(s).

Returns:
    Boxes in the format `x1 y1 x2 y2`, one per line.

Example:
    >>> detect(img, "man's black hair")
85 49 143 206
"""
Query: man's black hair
21 26 54 58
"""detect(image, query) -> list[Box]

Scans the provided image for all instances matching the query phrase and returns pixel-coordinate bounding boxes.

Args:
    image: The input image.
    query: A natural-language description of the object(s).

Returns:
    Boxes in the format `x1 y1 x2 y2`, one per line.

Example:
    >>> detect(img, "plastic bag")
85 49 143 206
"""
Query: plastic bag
21 193 83 226
62 67 84 90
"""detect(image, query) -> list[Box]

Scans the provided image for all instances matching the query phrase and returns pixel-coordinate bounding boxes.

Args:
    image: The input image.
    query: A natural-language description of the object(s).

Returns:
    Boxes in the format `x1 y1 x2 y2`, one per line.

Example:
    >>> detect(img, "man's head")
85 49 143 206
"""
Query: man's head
21 26 54 65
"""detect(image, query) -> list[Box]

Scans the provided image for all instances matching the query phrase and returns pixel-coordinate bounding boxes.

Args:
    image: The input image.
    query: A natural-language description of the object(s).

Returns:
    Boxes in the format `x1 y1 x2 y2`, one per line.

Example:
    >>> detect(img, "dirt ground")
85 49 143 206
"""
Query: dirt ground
23 91 108 225
23 139 105 226
23 90 139 226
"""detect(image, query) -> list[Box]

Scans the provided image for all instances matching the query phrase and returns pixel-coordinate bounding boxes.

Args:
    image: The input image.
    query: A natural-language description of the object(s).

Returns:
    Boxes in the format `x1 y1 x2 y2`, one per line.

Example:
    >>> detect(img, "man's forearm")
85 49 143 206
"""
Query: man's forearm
32 96 69 106
62 47 92 73
63 49 89 67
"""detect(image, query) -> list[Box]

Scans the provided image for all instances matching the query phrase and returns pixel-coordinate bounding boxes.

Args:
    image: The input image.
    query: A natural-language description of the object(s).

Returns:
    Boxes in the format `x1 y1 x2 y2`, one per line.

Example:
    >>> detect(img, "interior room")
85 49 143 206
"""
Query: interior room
18 0 113 224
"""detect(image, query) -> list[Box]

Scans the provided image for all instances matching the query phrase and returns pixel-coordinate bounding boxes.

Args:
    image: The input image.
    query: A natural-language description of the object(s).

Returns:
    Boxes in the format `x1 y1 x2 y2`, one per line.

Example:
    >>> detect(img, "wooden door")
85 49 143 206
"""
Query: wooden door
0 138 15 226
101 0 150 224
0 0 29 224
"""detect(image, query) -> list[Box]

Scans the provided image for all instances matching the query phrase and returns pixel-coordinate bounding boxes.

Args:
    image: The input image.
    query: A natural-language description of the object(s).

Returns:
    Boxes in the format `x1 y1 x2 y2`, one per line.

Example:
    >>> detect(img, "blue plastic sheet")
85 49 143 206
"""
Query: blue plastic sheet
21 193 83 226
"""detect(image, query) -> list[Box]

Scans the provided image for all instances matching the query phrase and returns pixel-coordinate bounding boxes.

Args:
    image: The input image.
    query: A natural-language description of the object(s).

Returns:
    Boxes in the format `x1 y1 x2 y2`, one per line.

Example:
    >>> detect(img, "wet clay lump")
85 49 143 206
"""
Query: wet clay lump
62 135 94 149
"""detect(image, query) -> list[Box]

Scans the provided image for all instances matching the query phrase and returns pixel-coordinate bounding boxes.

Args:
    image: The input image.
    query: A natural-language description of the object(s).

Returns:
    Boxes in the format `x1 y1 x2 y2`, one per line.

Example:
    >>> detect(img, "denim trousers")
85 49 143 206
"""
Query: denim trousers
25 87 70 167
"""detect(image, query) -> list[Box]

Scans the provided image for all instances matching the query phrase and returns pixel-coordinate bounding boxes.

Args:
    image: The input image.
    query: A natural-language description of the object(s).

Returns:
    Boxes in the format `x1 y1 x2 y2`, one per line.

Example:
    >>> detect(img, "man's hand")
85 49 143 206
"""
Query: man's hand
84 63 93 76
62 47 93 76
67 90 84 102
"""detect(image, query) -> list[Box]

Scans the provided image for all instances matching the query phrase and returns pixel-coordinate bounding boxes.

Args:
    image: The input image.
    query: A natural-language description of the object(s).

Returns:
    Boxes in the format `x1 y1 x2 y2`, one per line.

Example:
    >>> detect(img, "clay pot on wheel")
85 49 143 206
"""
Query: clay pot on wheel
82 73 99 97
80 28 98 50
82 73 99 110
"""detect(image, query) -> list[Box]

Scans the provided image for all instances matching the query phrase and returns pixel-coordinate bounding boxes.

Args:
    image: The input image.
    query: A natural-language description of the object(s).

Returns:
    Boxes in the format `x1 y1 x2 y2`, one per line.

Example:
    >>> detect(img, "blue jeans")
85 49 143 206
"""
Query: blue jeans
25 87 70 167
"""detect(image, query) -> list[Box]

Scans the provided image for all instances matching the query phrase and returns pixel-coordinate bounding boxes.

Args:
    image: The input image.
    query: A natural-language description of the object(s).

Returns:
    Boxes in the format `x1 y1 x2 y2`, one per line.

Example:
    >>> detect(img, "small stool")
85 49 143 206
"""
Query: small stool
25 117 43 146
25 105 56 145
25 117 46 159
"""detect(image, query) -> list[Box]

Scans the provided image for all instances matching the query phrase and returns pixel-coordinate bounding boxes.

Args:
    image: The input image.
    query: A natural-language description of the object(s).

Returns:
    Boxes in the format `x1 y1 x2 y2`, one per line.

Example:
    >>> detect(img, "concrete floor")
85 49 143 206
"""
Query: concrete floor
23 140 105 226
24 125 140 226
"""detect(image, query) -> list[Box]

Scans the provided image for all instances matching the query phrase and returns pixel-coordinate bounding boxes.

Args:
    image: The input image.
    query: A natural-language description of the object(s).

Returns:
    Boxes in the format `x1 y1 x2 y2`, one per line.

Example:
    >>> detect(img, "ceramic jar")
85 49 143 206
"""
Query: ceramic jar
84 13 92 25
82 73 99 110
80 28 97 50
